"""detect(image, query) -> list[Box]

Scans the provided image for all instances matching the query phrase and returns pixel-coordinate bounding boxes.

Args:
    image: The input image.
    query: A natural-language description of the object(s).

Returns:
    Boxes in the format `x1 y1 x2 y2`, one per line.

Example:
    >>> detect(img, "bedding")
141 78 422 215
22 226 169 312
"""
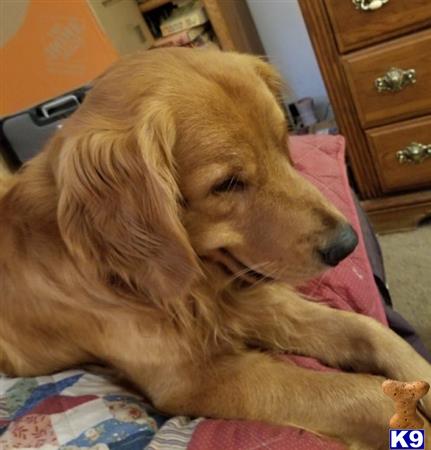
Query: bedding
0 135 422 449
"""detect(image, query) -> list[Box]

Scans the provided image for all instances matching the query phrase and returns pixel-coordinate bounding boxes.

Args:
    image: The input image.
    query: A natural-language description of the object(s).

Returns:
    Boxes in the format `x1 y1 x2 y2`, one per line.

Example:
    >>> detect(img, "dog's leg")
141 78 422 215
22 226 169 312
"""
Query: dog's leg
242 286 431 416
130 351 397 448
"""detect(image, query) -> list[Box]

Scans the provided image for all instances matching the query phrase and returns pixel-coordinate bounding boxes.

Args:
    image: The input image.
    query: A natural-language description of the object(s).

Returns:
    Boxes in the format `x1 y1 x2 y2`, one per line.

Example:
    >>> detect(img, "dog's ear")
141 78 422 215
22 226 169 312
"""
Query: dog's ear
250 57 292 158
252 58 285 104
57 102 199 300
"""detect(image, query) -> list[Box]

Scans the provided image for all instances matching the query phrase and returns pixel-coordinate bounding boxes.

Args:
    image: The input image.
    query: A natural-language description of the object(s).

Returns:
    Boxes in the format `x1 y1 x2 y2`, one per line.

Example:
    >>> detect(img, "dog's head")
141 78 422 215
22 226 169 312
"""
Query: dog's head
54 49 357 299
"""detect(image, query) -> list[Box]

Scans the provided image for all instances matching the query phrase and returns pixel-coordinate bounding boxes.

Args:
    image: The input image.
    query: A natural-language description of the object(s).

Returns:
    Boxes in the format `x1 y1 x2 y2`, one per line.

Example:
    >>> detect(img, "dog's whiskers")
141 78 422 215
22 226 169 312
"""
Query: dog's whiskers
228 260 274 286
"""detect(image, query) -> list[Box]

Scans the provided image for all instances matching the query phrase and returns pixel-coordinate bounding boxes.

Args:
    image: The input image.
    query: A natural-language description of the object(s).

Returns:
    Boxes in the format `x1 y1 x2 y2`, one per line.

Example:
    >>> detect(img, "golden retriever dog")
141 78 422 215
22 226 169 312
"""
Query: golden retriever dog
0 48 430 449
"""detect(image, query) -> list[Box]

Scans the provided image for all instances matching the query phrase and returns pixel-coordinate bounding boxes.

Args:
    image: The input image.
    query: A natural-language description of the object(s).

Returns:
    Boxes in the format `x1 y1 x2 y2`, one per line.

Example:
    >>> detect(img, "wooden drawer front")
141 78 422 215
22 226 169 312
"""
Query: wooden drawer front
366 116 431 193
324 0 431 53
343 30 431 128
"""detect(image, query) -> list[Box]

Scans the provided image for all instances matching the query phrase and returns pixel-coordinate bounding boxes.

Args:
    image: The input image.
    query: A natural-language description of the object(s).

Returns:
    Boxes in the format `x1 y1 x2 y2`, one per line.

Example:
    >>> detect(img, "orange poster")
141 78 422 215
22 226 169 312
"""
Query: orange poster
0 0 119 117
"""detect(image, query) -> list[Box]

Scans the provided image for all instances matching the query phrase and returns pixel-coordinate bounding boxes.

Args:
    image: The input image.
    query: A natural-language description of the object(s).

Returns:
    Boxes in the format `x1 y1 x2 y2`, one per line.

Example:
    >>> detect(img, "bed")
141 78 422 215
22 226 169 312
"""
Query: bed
1 135 429 450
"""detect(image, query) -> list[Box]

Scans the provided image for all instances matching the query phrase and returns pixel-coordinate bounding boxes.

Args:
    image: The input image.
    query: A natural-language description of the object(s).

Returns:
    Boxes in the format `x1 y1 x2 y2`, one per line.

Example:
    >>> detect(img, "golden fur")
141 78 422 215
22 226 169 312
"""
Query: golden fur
1 49 430 449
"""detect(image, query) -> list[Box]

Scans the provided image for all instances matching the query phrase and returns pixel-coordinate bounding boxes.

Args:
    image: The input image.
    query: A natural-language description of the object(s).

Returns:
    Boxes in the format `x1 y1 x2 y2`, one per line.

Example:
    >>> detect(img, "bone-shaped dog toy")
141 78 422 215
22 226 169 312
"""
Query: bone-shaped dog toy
382 379 430 429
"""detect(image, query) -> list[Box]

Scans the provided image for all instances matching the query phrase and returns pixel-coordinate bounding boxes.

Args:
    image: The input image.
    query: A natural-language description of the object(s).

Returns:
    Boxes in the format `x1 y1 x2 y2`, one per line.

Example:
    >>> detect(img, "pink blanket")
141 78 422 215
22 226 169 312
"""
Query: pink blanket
188 135 387 450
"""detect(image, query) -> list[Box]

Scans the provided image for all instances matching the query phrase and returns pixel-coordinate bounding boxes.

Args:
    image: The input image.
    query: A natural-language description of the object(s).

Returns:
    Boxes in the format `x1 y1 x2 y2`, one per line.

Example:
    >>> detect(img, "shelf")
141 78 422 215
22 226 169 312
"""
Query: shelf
139 0 171 13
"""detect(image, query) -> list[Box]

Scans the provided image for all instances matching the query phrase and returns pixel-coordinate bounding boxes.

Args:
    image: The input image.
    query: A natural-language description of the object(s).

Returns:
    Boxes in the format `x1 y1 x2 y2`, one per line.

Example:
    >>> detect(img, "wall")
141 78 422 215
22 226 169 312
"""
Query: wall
247 0 329 119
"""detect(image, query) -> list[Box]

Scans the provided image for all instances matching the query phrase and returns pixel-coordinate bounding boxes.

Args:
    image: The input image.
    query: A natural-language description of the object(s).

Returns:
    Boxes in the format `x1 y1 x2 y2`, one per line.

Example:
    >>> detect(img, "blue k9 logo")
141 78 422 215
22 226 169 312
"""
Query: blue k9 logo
389 429 425 449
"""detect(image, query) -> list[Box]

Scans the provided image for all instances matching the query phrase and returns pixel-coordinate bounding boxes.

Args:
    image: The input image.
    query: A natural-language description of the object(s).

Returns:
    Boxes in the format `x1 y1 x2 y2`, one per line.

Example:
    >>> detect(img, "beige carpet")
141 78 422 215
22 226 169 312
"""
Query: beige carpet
378 225 431 353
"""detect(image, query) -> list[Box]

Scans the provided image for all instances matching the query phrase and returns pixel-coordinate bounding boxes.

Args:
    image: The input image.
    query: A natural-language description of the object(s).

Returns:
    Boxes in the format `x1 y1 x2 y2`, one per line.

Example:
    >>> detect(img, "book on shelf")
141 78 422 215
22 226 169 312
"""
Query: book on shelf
152 25 205 48
160 1 208 37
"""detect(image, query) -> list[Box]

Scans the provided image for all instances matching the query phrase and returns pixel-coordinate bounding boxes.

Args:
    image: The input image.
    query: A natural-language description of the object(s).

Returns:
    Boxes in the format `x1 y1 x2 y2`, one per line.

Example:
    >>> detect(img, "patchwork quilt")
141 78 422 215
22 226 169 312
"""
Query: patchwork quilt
1 135 386 449
0 369 201 450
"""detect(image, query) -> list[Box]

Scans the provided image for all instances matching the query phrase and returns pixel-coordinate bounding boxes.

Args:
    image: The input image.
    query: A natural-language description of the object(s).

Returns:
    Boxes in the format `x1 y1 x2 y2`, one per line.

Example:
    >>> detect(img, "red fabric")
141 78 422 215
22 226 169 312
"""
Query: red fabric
292 135 386 324
189 419 345 450
188 135 387 449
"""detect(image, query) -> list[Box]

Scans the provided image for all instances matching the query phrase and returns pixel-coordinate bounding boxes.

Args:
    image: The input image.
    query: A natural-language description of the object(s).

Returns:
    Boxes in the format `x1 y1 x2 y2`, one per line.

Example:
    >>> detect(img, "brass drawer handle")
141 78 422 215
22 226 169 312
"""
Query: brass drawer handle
375 67 416 93
396 142 431 164
353 0 389 11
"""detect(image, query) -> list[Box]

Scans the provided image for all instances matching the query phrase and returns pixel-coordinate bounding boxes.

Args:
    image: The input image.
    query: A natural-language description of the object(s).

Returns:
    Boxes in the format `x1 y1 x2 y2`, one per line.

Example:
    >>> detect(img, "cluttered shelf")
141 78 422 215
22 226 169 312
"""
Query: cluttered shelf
136 0 264 54
141 0 217 49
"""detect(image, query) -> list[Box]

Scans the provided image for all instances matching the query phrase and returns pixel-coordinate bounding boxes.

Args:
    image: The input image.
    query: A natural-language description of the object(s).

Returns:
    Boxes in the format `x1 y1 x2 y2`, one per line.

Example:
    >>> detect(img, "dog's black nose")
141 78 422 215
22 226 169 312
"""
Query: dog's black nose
319 224 358 267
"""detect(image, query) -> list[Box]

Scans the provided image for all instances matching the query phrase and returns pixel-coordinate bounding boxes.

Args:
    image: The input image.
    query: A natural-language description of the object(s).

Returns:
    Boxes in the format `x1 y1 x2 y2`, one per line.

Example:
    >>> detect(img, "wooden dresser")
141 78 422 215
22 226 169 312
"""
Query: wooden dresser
299 0 431 233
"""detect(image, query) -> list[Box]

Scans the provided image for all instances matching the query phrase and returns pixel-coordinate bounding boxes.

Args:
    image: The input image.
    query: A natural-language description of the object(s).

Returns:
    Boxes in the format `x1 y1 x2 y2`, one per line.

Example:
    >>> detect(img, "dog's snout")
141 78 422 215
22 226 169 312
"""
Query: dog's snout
319 224 358 267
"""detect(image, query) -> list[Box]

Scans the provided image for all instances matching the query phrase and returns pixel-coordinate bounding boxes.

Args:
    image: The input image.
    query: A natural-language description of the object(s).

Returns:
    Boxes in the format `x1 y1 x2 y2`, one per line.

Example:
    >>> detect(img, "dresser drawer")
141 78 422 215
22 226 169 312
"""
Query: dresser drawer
366 116 431 193
343 30 431 128
324 0 431 53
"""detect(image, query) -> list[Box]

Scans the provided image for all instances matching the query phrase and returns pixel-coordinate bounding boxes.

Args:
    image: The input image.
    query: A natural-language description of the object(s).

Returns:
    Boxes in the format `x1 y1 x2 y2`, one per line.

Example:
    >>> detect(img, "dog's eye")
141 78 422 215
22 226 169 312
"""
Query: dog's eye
212 176 246 194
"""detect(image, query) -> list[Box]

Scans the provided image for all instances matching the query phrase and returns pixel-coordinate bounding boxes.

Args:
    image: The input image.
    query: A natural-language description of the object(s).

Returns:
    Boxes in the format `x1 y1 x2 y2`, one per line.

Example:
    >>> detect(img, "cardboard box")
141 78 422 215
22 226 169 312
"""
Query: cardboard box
0 0 154 117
